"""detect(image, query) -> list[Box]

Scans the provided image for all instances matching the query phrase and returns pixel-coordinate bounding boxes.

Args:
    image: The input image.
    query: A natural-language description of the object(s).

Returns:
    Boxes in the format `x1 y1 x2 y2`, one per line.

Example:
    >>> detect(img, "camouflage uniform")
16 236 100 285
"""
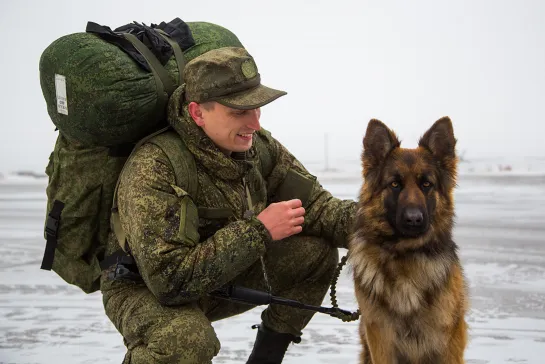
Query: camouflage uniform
100 47 357 363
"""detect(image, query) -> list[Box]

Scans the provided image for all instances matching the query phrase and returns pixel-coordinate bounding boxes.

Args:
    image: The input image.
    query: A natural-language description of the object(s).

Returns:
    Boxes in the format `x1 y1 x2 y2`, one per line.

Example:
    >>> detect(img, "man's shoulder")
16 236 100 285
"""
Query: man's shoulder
120 132 202 196
129 132 195 170
119 141 176 188
130 141 171 167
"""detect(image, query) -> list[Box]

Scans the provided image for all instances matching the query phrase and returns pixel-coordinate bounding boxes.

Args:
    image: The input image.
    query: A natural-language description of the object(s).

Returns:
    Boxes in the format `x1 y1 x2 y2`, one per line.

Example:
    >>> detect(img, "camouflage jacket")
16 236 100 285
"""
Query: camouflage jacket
112 97 357 305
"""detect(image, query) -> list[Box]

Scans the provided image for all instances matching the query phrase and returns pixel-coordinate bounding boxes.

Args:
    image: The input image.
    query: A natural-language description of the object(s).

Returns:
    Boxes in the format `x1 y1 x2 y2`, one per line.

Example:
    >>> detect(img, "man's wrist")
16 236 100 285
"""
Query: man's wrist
246 215 272 244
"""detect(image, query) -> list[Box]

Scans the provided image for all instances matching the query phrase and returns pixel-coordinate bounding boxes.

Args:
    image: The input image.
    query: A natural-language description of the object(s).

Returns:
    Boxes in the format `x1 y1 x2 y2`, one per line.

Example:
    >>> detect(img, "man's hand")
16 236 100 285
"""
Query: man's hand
256 199 305 241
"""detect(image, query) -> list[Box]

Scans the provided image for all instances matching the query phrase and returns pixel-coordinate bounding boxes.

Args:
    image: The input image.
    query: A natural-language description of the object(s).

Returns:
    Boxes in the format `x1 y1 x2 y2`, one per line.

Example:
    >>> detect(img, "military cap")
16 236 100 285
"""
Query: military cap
183 47 287 110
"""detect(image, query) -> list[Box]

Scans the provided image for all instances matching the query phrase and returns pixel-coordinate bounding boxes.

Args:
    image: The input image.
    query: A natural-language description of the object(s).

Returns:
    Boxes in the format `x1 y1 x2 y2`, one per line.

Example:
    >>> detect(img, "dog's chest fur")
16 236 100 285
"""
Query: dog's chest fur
350 240 458 354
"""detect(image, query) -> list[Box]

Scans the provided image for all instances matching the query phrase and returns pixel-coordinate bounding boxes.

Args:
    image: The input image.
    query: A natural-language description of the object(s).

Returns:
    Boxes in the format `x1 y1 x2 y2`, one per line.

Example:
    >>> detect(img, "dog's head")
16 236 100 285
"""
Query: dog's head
358 117 458 249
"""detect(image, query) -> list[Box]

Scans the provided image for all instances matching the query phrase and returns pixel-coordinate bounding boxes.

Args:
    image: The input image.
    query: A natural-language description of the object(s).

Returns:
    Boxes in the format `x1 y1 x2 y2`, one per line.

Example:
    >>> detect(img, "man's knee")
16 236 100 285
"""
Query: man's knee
266 235 339 284
105 285 221 364
305 236 339 283
150 315 220 363
293 235 338 269
128 315 220 364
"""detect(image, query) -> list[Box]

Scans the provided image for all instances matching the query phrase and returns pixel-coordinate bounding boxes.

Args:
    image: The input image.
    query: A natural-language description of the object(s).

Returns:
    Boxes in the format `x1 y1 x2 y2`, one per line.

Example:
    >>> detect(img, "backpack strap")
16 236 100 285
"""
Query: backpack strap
122 32 176 95
156 29 186 86
122 30 187 124
109 30 189 256
121 32 173 123
147 131 199 199
110 126 171 253
110 129 198 256
87 22 185 126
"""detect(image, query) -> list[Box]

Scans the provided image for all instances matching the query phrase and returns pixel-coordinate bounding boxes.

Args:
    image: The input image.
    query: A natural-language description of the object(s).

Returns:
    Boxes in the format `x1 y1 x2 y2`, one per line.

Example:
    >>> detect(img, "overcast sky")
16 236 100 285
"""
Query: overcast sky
1 0 544 174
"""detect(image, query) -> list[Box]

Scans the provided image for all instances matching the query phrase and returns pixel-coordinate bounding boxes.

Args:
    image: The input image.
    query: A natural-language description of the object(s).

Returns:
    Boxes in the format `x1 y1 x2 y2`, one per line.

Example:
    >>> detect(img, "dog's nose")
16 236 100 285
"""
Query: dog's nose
404 208 424 227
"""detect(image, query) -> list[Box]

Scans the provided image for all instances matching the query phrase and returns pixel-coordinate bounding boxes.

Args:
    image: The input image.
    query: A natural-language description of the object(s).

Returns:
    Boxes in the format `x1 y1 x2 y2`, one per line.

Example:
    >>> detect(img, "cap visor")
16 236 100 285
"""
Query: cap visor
216 84 287 110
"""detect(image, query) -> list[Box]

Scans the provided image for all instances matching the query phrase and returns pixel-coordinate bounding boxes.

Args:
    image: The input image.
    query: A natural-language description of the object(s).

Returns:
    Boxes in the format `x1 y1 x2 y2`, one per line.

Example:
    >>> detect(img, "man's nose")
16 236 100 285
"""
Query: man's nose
247 109 261 130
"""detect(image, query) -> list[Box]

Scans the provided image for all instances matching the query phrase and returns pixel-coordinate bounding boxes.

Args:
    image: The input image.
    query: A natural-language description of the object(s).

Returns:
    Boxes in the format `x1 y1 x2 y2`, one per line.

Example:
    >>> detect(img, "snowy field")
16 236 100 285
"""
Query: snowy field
1 168 545 363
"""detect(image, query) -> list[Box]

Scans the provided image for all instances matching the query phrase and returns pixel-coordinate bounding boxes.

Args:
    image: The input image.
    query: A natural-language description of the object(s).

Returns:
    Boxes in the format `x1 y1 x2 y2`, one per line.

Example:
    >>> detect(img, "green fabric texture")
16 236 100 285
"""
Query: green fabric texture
45 128 202 294
45 135 127 293
39 21 244 147
41 21 245 294
183 47 287 110
101 235 339 363
98 83 358 304
97 61 358 361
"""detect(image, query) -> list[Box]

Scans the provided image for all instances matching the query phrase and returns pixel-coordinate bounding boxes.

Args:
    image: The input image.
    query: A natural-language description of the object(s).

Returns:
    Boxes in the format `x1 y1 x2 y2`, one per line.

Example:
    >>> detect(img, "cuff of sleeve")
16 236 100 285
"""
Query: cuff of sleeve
246 215 273 246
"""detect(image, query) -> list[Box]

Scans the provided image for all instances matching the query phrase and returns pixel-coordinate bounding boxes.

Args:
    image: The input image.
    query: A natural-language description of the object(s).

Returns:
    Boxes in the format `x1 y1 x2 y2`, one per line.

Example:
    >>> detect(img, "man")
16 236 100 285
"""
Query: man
100 46 357 364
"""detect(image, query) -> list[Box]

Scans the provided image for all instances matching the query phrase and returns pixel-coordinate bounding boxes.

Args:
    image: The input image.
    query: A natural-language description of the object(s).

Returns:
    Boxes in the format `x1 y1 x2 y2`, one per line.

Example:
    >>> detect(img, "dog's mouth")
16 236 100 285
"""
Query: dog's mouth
397 224 429 239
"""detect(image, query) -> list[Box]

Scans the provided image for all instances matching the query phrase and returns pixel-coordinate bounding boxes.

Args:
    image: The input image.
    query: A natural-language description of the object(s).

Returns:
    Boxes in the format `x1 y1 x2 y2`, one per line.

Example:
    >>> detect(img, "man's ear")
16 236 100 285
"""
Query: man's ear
188 102 205 127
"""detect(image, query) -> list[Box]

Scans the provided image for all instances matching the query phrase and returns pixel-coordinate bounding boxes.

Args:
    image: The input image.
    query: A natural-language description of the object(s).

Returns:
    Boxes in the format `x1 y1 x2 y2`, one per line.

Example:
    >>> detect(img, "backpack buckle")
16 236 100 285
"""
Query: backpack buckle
44 214 60 238
44 200 65 239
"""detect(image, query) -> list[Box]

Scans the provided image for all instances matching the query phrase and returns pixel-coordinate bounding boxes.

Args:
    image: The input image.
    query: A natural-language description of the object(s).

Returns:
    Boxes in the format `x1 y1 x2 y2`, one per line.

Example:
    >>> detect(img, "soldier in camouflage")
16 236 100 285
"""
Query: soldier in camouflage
100 46 357 364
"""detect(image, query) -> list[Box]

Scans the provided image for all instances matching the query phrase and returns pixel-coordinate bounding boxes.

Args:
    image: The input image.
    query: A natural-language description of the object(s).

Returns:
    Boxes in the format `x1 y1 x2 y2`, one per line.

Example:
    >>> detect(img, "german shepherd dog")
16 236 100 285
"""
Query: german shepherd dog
349 117 468 363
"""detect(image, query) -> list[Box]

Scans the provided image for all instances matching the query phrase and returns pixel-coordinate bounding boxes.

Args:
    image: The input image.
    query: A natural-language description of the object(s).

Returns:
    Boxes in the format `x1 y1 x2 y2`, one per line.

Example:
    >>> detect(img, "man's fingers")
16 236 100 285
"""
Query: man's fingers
286 199 302 209
290 207 305 218
291 225 303 235
292 216 305 226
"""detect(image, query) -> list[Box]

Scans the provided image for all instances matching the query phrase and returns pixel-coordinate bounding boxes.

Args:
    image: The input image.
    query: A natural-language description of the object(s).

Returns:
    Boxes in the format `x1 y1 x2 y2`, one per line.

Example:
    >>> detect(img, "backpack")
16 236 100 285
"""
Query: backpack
39 18 247 294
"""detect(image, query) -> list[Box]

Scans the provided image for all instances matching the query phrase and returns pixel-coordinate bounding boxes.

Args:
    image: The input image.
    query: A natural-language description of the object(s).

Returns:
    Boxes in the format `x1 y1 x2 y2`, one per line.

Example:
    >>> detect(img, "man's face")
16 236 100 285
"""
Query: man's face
191 102 261 154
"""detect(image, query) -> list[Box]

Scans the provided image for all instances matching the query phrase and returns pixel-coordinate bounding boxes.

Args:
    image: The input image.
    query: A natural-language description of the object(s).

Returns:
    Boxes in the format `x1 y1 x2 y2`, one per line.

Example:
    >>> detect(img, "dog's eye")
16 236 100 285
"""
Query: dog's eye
422 181 433 188
390 181 400 188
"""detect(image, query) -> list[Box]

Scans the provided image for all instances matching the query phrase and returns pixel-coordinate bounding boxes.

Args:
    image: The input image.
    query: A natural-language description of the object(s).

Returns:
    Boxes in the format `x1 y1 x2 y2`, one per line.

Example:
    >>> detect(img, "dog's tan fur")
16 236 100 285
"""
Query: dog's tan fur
349 117 468 364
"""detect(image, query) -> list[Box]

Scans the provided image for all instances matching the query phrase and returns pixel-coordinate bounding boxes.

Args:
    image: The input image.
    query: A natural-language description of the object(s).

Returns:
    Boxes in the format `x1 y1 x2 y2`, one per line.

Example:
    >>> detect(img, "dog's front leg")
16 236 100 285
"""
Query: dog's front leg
364 322 396 364
442 316 468 364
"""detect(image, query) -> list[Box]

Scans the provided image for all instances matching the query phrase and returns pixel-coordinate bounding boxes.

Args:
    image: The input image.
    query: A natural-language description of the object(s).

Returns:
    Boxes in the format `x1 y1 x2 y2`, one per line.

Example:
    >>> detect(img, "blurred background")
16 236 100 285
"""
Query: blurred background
1 1 544 363
2 0 545 177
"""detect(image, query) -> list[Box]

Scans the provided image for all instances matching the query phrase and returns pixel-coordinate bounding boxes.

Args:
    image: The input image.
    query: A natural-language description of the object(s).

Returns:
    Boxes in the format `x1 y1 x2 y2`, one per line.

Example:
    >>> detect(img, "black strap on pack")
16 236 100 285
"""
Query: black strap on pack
151 18 195 52
86 20 187 125
40 200 65 271
86 18 195 73
86 22 153 72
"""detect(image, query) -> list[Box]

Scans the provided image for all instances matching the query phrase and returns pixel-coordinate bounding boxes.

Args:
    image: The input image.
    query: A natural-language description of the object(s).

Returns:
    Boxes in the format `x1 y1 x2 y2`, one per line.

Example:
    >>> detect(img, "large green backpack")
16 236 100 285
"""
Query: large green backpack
39 18 245 294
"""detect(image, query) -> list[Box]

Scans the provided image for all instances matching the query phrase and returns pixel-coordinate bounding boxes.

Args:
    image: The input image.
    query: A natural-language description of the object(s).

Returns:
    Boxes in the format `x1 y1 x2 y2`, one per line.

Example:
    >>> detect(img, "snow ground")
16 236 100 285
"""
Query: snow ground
1 173 544 363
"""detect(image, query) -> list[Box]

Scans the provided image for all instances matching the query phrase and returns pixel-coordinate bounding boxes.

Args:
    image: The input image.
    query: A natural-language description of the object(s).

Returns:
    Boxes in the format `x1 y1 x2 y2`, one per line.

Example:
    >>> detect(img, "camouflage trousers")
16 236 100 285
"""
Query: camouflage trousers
101 235 339 364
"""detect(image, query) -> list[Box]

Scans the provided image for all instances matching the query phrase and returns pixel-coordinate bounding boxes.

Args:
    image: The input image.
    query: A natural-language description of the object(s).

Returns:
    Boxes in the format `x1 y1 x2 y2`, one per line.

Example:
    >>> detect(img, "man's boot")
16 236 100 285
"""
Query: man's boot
246 323 301 364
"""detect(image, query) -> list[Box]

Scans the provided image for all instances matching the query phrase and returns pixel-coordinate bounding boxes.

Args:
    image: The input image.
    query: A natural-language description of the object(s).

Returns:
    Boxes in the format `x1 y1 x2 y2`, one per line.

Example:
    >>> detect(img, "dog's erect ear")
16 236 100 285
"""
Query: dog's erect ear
419 116 457 160
363 119 400 167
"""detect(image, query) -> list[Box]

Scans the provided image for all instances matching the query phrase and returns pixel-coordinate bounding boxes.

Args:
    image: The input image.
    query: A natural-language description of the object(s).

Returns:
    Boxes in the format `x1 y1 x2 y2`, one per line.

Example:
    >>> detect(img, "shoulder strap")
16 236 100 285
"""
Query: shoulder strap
109 128 198 259
111 126 171 252
148 131 199 199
